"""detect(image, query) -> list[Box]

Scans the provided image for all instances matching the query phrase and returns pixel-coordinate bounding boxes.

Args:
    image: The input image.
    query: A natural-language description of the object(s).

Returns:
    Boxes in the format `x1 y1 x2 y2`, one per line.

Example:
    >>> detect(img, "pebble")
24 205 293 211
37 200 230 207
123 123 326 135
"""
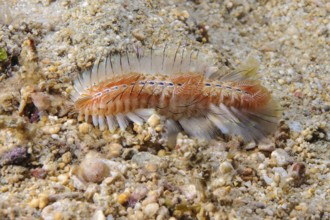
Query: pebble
39 194 49 209
91 210 106 220
1 186 8 192
77 152 110 183
42 125 61 135
53 212 63 220
272 167 288 182
157 149 166 157
62 152 72 164
0 147 28 166
132 152 161 168
180 184 197 201
78 122 90 134
41 199 97 219
30 92 51 111
239 167 254 181
288 162 306 186
261 170 273 185
271 149 293 166
132 29 145 41
142 190 159 205
144 163 158 172
144 203 159 217
57 174 69 185
117 192 130 205
245 142 257 150
258 139 275 152
147 114 160 128
219 161 234 174
289 121 302 132
131 211 143 220
29 198 39 208
108 143 123 158
129 186 148 207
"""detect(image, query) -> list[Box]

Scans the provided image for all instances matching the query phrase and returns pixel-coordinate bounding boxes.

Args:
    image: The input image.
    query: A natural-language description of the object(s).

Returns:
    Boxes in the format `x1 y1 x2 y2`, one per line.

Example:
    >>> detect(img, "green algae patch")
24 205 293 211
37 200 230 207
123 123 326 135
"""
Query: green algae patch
0 48 8 62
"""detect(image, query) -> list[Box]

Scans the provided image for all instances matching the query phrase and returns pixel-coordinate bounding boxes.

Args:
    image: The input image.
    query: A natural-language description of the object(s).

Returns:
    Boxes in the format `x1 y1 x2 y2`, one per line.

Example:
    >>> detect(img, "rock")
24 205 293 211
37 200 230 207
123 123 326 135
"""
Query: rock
144 203 159 217
0 146 28 166
238 167 254 181
271 149 293 166
41 199 96 219
91 210 106 220
132 152 161 168
61 152 72 164
30 92 51 111
117 192 130 205
42 125 61 135
127 186 148 207
258 139 275 152
78 122 90 134
57 174 69 185
245 141 257 150
39 194 49 209
132 29 146 41
147 114 160 128
75 152 110 183
288 162 306 186
180 184 197 201
29 198 39 208
107 143 123 158
31 168 47 179
219 161 234 174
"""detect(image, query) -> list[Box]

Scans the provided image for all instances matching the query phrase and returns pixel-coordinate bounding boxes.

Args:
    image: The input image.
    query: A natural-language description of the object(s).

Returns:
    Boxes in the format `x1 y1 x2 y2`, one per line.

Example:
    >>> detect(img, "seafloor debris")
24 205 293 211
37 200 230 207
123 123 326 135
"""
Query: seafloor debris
0 146 29 166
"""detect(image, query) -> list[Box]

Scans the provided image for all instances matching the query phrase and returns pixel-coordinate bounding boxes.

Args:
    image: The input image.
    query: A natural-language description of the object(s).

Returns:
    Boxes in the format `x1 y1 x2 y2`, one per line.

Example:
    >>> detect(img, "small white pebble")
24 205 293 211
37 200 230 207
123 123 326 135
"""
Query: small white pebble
78 152 110 183
144 203 159 217
147 114 160 128
43 125 61 134
91 210 106 220
271 149 292 166
219 161 234 174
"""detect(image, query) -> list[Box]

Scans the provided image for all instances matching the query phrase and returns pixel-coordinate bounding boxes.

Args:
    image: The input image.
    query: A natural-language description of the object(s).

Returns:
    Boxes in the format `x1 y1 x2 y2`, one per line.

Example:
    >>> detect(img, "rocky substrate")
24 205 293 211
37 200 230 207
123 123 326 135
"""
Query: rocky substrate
0 0 329 219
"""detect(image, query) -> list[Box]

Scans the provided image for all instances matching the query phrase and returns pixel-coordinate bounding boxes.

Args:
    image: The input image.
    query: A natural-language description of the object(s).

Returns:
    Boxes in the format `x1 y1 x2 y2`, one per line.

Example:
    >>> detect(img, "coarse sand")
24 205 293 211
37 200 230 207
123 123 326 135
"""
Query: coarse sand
0 0 329 219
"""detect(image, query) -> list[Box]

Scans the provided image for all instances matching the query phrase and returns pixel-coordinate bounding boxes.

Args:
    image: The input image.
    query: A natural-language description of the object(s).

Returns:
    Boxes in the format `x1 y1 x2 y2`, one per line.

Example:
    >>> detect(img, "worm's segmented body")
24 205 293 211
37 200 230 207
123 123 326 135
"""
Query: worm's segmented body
72 47 280 142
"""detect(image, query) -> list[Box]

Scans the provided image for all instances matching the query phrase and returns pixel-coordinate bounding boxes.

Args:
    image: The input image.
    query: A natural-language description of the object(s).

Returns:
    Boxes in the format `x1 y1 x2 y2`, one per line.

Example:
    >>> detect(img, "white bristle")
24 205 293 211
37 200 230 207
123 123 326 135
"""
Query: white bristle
126 112 144 125
207 114 229 134
178 117 215 140
219 103 239 123
111 55 121 75
98 58 107 82
98 115 105 131
116 113 128 131
92 115 98 126
106 115 117 132
91 61 99 84
134 108 155 120
82 69 92 88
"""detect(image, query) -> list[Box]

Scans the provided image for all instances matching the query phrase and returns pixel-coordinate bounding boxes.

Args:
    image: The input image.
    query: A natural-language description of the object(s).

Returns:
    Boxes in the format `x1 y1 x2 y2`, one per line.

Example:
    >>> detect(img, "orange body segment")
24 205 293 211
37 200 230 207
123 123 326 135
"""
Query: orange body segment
74 73 271 121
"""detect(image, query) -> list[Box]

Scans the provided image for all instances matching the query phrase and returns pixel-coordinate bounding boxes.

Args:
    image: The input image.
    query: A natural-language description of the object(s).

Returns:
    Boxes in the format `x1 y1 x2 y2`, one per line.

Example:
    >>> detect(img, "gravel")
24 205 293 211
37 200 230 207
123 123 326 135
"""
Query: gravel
0 0 329 219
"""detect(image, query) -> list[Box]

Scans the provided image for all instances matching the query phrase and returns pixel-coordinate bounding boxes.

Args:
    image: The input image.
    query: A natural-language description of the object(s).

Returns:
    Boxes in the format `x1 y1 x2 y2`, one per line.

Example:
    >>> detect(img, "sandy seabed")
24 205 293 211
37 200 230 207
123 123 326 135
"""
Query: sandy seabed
0 0 329 219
